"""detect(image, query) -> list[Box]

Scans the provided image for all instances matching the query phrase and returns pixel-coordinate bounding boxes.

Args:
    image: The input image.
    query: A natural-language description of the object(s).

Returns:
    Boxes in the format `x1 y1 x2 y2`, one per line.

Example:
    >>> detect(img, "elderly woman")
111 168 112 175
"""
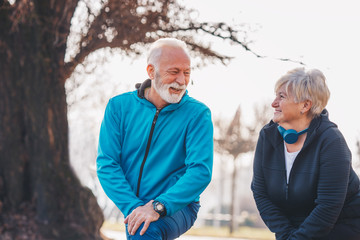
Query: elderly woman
251 68 360 240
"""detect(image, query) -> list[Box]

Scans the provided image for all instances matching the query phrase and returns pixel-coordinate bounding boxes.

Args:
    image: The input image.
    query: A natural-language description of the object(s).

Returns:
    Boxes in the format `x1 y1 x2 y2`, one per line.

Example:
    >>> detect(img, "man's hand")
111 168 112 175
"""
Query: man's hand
124 200 160 236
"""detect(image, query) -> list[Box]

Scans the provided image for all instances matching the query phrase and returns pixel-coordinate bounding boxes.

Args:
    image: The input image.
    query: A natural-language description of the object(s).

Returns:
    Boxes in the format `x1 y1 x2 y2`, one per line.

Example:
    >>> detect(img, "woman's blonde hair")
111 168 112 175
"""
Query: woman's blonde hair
275 68 330 118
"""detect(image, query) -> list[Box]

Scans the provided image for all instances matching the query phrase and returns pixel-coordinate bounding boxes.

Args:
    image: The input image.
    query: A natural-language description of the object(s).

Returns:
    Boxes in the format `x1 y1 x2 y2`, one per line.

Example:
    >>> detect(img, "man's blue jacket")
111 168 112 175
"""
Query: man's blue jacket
97 79 213 217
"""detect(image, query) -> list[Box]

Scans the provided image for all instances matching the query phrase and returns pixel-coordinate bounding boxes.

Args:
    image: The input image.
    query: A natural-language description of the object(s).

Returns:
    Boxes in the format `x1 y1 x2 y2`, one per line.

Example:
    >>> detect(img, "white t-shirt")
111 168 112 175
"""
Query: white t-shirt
284 142 300 183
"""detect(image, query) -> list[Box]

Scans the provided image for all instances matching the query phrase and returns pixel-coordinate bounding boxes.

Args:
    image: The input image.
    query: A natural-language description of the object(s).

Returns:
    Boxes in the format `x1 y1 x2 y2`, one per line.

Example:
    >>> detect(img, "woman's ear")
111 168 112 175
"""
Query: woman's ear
301 100 312 114
146 64 155 80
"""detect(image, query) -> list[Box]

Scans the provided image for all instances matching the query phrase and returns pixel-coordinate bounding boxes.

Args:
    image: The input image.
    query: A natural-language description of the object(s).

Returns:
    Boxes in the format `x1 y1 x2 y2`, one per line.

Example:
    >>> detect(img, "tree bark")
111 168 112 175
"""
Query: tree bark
0 1 103 239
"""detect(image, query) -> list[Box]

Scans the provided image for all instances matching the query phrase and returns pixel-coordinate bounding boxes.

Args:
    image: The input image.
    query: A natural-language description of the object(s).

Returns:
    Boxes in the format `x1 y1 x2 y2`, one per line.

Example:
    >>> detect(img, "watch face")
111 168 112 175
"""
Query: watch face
153 201 166 217
156 203 164 211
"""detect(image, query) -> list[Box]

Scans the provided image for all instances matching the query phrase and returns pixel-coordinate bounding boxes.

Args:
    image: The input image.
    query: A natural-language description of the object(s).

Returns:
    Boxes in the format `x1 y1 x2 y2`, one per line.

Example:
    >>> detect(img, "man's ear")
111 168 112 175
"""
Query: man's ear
146 64 155 80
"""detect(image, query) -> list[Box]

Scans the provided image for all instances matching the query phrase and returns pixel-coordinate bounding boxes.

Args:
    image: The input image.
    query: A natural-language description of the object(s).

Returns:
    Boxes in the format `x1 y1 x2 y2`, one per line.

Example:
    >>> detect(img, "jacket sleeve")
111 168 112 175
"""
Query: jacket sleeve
251 129 296 240
288 132 351 239
96 99 144 217
155 108 213 216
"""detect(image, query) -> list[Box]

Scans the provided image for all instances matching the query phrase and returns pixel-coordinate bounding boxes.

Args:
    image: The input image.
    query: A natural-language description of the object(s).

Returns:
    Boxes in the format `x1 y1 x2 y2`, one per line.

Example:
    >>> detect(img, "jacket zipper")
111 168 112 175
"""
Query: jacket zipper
136 108 161 197
286 166 291 200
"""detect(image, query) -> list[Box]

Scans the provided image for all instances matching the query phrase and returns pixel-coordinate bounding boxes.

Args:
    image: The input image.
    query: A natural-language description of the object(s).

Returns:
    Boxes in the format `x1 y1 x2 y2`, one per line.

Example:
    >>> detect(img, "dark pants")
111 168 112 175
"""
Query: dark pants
318 218 360 240
126 202 200 240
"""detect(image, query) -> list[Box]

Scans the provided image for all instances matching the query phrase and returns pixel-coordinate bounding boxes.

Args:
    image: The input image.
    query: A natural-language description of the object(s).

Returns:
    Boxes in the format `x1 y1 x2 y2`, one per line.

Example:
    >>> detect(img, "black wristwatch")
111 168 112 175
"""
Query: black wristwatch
153 200 167 217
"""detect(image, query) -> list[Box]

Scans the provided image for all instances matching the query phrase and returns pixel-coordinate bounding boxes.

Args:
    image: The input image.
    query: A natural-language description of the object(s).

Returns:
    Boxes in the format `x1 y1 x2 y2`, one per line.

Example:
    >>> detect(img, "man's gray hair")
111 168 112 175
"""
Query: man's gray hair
147 38 190 68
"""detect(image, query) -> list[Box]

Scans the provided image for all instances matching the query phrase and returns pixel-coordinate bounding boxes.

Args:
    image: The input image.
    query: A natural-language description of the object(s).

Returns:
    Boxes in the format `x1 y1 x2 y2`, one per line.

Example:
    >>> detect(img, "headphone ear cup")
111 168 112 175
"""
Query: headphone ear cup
283 129 298 144
277 125 308 144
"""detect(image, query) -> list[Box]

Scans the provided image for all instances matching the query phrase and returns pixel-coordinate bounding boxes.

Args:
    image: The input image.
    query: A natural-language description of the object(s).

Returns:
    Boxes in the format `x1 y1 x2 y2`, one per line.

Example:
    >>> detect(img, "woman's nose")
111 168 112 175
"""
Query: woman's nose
271 98 278 108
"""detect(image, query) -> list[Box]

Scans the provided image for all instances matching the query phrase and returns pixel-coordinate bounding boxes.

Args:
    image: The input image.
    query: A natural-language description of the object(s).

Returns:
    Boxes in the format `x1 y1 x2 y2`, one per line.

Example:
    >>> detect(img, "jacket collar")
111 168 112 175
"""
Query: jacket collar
136 79 151 99
135 79 189 112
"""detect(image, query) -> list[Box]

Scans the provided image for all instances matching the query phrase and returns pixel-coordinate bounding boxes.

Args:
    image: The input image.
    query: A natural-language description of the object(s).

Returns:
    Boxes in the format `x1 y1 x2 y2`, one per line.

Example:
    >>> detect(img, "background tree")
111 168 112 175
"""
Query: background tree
0 0 257 239
214 103 272 234
214 106 254 234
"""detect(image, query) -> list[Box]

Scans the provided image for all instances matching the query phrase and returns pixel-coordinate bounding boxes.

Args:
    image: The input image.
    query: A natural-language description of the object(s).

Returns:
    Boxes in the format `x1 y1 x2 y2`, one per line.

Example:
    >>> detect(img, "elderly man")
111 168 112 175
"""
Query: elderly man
97 38 213 240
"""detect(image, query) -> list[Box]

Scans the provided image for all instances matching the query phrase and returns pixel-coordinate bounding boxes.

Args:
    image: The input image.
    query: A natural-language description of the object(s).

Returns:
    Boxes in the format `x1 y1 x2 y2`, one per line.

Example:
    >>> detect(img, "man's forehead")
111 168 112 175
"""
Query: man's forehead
166 66 191 70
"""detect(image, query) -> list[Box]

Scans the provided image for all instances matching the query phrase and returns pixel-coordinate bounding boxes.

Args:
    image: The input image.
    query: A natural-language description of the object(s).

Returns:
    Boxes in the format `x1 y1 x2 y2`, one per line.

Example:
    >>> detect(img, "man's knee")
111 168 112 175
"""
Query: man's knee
126 222 162 240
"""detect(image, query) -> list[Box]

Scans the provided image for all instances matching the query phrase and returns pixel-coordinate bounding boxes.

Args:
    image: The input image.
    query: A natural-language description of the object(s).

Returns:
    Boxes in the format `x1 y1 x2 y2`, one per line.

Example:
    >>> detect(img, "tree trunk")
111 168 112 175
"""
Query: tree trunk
229 158 237 234
0 3 103 239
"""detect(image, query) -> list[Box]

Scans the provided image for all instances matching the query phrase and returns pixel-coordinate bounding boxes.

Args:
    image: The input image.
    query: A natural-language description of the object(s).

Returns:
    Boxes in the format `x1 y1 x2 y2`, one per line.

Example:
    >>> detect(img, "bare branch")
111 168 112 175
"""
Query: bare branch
214 106 256 160
64 0 305 83
64 0 245 80
161 22 263 59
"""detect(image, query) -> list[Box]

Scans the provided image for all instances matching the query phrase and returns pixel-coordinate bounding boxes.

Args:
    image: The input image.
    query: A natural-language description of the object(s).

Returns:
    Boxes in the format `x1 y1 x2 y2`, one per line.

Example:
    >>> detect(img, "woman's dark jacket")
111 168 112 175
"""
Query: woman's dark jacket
251 109 360 239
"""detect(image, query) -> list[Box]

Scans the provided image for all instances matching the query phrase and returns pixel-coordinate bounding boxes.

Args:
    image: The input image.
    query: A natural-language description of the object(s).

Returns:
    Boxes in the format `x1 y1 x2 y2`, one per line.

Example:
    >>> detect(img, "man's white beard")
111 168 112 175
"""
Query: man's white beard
153 74 186 104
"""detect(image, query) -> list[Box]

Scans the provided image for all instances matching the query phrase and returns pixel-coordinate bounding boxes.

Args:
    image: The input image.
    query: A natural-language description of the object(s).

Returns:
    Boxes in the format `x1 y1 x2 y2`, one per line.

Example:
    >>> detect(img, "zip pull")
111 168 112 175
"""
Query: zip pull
153 109 160 124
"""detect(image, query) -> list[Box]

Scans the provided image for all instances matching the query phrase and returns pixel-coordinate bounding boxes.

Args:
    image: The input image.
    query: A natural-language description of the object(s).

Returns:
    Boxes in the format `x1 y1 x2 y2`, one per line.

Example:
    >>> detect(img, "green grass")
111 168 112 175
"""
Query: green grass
101 221 274 240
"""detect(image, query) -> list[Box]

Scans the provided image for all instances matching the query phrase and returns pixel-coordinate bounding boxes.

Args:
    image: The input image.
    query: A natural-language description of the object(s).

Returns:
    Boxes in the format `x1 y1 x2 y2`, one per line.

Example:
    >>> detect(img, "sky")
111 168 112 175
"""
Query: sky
101 0 360 158
188 0 360 157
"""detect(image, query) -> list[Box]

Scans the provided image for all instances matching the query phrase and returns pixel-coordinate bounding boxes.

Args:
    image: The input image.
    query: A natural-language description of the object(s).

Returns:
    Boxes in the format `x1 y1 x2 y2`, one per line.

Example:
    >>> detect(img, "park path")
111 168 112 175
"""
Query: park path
102 230 246 240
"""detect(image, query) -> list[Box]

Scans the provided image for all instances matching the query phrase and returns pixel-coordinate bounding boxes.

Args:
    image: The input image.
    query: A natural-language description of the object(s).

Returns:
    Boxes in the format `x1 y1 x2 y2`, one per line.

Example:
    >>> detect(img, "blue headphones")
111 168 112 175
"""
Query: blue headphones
277 126 308 144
